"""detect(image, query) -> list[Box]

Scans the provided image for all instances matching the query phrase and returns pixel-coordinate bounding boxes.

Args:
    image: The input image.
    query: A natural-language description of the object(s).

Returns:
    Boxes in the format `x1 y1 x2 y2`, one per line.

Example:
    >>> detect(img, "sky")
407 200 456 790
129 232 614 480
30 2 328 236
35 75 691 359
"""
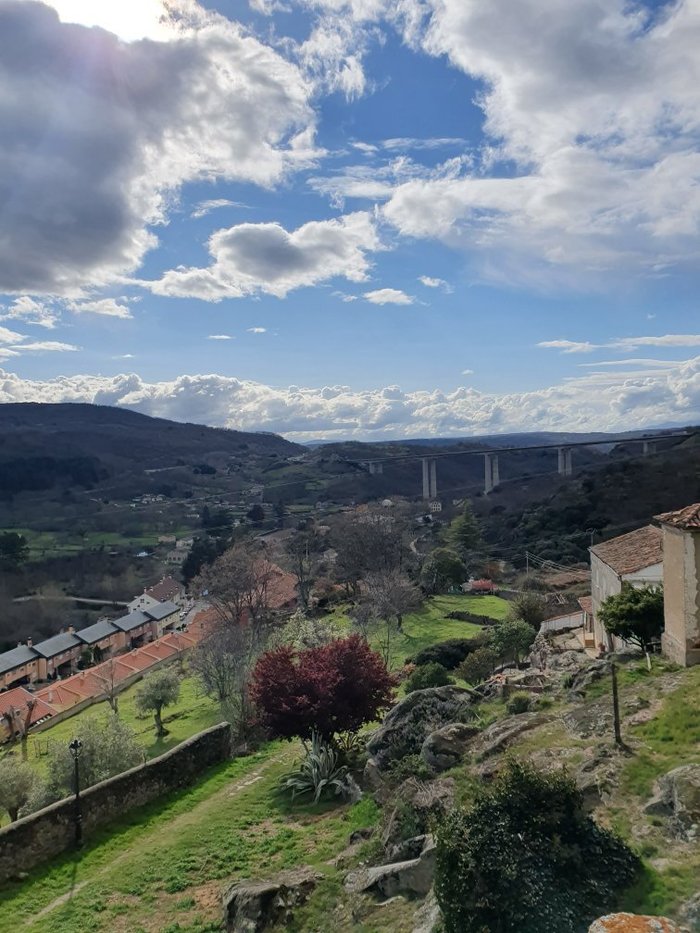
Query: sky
0 0 699 441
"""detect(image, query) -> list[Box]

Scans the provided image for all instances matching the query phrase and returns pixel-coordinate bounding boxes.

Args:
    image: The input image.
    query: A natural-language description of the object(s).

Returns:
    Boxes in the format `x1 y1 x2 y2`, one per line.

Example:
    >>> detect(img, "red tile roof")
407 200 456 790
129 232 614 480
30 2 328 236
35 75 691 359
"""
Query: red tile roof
578 596 593 614
145 576 183 602
267 565 298 610
0 686 56 729
590 525 663 576
655 502 700 530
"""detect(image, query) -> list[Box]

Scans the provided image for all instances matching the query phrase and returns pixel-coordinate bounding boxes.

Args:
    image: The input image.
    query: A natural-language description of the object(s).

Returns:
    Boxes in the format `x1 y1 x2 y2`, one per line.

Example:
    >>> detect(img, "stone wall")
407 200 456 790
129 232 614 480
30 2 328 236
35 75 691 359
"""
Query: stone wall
0 722 232 884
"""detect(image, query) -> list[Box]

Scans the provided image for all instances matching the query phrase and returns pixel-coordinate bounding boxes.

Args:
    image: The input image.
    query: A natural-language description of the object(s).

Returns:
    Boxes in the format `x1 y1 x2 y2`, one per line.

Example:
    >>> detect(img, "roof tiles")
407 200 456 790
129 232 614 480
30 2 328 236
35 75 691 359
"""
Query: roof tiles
655 502 700 530
590 525 663 576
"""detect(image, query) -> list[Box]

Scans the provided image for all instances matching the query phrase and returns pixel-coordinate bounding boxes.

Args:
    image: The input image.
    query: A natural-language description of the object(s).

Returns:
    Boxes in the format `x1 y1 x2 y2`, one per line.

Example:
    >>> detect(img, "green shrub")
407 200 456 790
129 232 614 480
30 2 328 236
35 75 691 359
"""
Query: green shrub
445 610 498 625
279 732 349 803
386 753 435 784
405 662 454 693
506 692 532 714
435 761 640 933
458 646 498 685
409 635 489 670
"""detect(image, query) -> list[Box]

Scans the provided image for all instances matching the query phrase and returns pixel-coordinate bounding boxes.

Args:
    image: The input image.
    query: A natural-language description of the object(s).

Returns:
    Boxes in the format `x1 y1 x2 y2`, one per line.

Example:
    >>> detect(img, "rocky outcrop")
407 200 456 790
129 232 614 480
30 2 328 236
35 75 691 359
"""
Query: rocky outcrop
588 913 686 932
470 712 549 760
679 892 700 932
644 765 700 840
412 889 441 933
344 836 436 899
381 777 454 849
575 745 621 810
366 686 477 769
222 868 321 932
421 722 480 772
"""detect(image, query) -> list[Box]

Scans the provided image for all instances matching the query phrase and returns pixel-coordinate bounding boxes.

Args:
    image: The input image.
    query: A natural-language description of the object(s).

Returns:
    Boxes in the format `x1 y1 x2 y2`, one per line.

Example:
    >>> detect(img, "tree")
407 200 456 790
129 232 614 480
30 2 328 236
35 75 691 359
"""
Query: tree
0 532 29 570
285 528 321 610
405 662 453 693
135 668 181 737
192 543 275 643
1 696 37 760
182 534 227 584
360 569 422 665
458 646 499 685
420 548 466 595
488 618 536 666
247 503 265 525
190 626 259 739
0 755 39 821
93 658 120 714
45 713 143 801
250 634 396 743
447 501 483 556
507 592 546 628
269 610 345 651
435 761 639 933
332 513 411 596
599 584 664 665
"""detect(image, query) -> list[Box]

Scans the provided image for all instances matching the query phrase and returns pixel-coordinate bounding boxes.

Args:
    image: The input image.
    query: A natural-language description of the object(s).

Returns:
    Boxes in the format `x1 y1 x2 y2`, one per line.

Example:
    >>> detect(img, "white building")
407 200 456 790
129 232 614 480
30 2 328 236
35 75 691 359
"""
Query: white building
655 504 700 667
589 525 663 652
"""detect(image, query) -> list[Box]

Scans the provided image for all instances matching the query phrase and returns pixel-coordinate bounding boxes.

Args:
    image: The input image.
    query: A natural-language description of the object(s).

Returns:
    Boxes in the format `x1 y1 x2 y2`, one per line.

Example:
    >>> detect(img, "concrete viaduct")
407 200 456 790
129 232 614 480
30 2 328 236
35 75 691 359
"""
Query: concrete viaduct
361 433 689 500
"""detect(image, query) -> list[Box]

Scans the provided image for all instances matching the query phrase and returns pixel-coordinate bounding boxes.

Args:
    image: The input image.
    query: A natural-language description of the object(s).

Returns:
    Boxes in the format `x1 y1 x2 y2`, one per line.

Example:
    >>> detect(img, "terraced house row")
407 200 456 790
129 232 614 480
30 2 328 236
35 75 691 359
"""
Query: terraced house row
0 577 186 692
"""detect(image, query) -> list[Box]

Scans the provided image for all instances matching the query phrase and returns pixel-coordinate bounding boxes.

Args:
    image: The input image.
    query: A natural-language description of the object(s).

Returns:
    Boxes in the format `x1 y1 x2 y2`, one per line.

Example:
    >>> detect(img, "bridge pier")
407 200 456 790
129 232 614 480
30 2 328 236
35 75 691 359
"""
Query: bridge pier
368 461 384 475
484 453 500 494
421 458 438 500
557 447 573 476
642 440 655 456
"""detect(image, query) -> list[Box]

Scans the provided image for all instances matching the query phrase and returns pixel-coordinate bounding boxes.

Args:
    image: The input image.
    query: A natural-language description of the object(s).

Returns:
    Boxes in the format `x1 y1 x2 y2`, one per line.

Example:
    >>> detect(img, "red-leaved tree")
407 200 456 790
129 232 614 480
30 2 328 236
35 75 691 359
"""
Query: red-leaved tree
250 634 397 742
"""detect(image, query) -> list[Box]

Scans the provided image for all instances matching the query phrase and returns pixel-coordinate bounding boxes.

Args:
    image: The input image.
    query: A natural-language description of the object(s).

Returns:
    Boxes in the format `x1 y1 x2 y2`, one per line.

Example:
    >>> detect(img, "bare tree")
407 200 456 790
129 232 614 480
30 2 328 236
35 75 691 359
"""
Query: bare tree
93 658 120 715
193 542 275 646
353 569 422 667
284 528 321 610
1 697 37 760
331 512 412 597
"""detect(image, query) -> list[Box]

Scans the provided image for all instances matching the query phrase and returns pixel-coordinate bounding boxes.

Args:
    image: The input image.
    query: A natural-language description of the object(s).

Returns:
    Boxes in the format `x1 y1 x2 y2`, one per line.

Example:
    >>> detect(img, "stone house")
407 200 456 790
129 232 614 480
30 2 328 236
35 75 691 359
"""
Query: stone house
589 525 663 653
655 504 700 667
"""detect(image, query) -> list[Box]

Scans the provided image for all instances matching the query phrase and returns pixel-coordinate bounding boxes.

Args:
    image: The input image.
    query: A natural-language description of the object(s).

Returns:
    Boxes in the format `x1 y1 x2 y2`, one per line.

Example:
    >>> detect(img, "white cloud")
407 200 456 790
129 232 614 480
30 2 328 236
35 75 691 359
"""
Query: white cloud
0 1 318 295
461 369 474 376
69 298 133 319
1 357 700 440
0 296 59 329
364 0 700 284
0 325 27 344
539 334 700 353
247 327 267 334
8 341 79 353
150 212 380 299
191 199 250 219
207 334 235 340
418 275 452 292
364 288 413 305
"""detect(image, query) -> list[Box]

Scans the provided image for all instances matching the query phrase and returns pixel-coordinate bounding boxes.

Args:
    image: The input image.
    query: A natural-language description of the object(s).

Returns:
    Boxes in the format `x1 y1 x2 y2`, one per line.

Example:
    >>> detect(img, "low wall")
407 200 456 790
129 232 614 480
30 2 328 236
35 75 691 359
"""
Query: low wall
0 722 232 884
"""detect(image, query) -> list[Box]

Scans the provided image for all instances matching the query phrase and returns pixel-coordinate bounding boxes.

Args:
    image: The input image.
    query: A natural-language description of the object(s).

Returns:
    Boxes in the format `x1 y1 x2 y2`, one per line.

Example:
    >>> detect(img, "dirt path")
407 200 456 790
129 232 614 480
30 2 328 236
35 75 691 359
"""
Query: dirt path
26 751 289 927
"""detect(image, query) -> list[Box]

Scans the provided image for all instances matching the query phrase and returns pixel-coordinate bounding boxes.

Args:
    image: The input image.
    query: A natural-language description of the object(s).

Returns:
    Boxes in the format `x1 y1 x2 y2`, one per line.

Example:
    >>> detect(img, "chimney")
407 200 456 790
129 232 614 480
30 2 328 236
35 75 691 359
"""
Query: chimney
68 626 75 634
27 637 33 647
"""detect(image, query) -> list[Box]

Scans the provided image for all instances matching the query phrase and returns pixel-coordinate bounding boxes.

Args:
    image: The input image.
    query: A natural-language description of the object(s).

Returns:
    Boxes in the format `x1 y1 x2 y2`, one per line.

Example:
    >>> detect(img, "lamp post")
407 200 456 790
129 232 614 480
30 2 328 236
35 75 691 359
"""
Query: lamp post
68 738 83 848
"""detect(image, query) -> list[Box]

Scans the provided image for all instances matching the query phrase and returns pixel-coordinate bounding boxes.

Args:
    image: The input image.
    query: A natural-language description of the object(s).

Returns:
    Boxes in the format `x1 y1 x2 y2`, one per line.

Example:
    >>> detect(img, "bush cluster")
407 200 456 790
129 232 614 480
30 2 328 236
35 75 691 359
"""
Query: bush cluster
445 610 498 625
404 662 454 693
408 635 488 670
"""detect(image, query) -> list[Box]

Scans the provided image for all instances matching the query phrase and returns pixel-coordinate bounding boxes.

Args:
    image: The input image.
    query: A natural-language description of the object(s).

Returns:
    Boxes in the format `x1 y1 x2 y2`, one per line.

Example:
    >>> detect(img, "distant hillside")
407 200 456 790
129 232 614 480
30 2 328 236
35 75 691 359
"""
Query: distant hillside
0 403 301 491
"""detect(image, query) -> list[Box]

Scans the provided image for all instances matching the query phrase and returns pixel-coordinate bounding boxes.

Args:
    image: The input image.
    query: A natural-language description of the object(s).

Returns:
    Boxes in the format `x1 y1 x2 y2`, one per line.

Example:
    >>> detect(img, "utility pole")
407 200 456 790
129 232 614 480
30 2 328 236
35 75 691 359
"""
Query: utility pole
611 663 622 747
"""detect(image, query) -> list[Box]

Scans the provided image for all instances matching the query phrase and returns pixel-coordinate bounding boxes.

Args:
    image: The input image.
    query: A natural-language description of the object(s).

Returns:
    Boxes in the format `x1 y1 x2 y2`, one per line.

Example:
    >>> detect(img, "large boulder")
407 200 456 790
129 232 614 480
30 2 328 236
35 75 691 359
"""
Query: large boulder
679 893 700 932
588 914 686 932
470 712 549 760
644 765 700 840
366 686 477 769
344 836 436 899
421 722 480 772
222 868 321 932
381 777 455 849
412 888 441 933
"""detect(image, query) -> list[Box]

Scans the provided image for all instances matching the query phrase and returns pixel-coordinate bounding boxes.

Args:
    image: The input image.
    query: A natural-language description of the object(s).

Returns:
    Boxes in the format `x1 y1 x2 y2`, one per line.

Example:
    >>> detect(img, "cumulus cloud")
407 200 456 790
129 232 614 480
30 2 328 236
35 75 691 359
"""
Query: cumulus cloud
364 288 413 305
419 275 452 292
1 358 700 440
0 0 318 295
69 298 133 319
149 212 380 299
0 296 59 329
306 0 700 285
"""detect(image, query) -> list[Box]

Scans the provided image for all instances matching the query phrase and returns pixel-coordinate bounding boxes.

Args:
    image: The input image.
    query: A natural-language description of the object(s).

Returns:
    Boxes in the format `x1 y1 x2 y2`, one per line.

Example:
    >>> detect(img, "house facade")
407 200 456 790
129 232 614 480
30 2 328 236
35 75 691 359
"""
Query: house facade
32 631 83 680
589 525 663 652
0 644 40 690
655 504 700 667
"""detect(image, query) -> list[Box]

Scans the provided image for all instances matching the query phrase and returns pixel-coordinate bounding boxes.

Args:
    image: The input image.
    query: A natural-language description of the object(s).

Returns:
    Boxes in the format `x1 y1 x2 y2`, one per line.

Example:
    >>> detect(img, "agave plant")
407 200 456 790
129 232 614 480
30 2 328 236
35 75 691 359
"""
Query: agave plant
280 731 349 803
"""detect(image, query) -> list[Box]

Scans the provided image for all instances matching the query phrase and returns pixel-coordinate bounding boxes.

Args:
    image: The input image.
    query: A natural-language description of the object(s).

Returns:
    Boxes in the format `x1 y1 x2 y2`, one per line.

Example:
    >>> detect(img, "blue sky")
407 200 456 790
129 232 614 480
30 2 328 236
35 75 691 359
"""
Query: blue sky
0 0 699 439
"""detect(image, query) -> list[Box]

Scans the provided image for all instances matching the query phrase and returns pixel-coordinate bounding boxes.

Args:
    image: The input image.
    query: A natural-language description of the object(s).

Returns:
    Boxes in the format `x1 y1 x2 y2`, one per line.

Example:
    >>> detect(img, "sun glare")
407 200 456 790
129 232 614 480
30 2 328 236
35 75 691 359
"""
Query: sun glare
48 0 175 41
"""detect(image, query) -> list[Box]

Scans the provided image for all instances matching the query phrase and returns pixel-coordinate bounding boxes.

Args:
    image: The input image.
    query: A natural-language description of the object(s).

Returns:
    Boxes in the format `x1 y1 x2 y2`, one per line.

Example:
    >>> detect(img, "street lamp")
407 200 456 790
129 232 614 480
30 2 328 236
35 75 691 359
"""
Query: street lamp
68 738 83 848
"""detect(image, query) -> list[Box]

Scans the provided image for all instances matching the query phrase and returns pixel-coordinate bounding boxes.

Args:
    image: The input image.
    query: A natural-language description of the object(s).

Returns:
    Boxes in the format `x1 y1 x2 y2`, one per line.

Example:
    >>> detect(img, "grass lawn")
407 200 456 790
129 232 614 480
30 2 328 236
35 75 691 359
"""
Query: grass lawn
327 593 509 670
0 742 383 933
24 673 222 779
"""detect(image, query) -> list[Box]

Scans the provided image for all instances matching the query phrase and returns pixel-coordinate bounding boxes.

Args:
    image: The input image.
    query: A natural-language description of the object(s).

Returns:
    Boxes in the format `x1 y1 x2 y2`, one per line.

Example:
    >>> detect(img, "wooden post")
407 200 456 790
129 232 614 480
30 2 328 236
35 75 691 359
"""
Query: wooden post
611 662 622 746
